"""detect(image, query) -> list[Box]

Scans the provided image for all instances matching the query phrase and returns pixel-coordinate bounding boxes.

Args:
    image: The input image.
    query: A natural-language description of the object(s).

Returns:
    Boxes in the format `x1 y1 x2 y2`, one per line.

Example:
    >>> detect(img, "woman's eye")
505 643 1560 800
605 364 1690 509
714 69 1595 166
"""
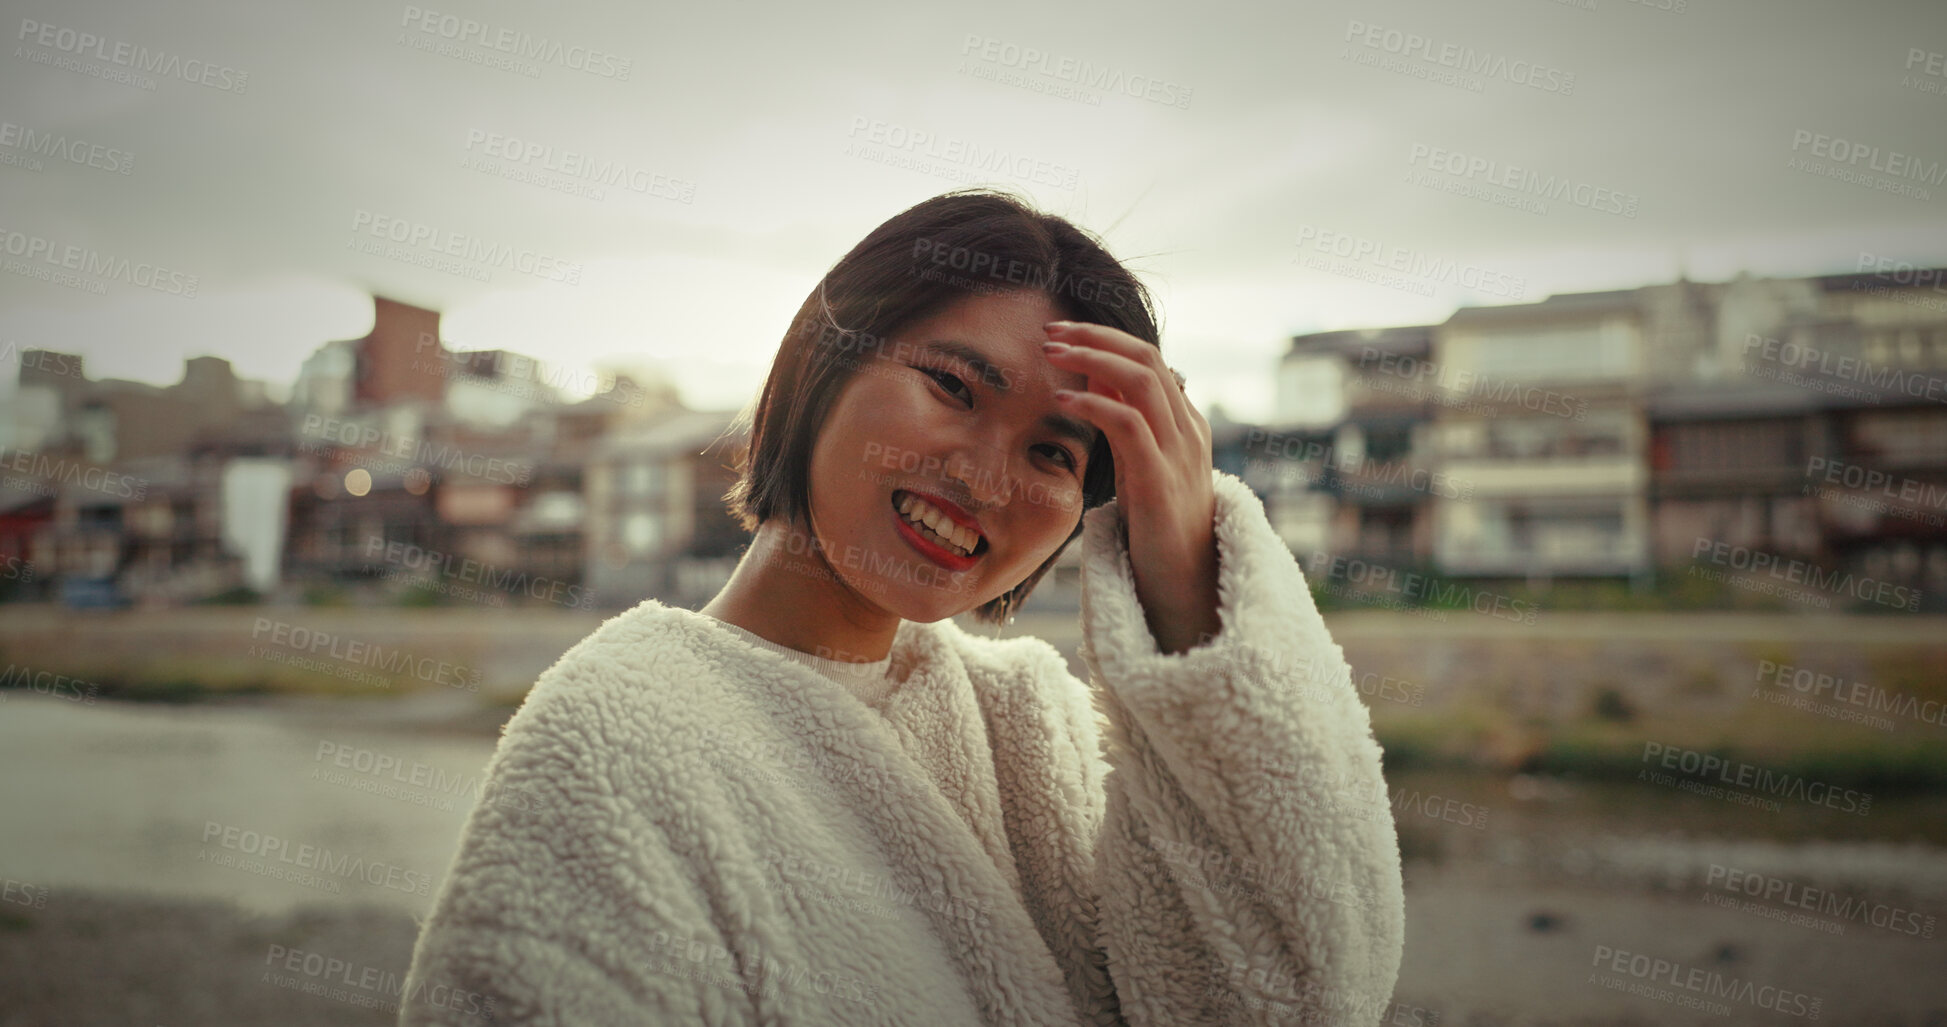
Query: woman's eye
1037 444 1078 472
919 367 971 403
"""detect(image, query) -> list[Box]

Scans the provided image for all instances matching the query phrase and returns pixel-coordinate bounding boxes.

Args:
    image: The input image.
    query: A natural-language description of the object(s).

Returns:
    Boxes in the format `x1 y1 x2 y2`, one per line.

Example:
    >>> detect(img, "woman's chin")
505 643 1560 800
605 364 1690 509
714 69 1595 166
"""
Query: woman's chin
876 589 976 624
847 575 994 624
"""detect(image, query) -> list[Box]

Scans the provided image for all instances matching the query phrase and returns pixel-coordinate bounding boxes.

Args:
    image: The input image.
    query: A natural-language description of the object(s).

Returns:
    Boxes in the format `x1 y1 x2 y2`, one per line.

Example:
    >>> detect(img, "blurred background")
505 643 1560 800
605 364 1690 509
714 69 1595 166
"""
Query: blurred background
2 0 1944 1022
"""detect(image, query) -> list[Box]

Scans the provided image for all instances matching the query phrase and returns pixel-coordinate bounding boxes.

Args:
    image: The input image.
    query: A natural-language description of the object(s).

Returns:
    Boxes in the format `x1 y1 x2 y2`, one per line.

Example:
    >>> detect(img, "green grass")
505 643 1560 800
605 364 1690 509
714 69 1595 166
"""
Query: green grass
1312 560 1943 614
1373 705 1947 793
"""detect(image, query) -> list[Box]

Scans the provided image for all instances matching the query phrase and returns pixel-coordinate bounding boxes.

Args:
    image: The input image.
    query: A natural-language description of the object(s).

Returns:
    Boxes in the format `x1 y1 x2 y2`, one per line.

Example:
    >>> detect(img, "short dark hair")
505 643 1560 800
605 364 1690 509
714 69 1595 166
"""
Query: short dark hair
721 187 1162 624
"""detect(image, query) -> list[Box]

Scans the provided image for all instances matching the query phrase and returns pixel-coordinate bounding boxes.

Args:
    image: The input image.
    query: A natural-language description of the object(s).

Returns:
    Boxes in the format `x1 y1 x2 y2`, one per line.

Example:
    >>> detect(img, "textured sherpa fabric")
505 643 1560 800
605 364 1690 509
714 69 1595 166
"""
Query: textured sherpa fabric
398 467 1405 1026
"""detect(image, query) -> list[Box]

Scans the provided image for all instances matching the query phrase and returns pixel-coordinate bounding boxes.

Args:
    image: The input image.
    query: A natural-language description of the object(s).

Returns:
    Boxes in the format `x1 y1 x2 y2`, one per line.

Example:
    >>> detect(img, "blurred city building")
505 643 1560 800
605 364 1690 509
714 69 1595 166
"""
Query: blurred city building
585 407 744 608
5 269 1943 611
1251 266 1947 605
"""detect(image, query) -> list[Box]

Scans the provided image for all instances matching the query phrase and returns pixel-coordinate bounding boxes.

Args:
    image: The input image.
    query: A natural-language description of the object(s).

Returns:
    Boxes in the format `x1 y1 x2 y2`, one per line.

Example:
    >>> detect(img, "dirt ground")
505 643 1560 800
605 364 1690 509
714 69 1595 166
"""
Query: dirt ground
2 607 1943 1025
5 857 1943 1026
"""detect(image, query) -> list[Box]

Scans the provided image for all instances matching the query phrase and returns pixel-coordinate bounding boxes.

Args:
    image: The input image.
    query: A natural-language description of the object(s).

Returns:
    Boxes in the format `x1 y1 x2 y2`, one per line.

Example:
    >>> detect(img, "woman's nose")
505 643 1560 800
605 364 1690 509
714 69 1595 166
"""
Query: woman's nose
946 444 1018 509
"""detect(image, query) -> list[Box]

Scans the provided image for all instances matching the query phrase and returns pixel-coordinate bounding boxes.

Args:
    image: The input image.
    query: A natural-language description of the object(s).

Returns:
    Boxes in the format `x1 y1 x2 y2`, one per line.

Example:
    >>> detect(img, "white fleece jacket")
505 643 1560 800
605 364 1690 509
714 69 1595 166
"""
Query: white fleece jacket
398 468 1406 1026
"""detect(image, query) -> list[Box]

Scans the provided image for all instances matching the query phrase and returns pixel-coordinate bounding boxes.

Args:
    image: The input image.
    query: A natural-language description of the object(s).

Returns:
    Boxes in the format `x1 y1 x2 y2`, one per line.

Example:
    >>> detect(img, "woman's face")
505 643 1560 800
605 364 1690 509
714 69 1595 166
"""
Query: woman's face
802 289 1101 623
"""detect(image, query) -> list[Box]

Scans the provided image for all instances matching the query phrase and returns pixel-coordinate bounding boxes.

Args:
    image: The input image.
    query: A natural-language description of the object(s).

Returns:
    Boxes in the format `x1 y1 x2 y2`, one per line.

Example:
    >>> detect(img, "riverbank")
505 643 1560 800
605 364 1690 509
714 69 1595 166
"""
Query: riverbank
6 606 1943 793
3 685 1946 1023
6 843 1941 1026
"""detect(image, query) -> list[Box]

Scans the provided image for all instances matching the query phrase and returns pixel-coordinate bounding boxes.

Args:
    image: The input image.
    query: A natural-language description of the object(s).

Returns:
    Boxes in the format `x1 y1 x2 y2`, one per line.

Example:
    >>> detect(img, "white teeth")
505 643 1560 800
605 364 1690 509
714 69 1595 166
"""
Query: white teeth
895 492 978 557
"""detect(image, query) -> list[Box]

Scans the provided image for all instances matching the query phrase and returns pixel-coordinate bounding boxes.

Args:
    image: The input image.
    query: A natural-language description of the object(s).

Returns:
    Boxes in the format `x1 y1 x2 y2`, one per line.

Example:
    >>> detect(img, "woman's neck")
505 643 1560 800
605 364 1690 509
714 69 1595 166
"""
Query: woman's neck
699 519 902 663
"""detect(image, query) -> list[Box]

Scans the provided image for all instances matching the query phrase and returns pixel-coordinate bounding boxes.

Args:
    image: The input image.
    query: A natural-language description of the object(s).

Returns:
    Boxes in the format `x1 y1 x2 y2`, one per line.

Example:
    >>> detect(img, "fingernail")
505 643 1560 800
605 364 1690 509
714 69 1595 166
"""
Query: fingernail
1044 321 1073 332
1041 340 1069 352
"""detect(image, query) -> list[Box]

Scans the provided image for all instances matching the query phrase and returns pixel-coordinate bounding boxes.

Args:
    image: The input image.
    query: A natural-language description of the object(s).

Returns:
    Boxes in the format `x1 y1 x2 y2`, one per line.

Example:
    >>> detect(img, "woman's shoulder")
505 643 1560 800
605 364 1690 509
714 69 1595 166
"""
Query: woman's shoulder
930 618 1100 726
928 616 1070 685
494 600 745 750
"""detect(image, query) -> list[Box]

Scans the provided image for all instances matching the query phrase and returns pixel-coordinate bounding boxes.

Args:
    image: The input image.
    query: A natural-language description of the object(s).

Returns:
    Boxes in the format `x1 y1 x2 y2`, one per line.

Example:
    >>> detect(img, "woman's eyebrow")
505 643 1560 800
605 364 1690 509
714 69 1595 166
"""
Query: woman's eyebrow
1042 410 1099 451
917 339 1004 387
920 339 1099 451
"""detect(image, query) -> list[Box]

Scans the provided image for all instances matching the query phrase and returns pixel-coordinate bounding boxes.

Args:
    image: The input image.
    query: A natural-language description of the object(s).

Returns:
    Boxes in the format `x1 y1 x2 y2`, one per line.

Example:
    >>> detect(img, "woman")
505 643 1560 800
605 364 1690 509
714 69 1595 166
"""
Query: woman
398 189 1405 1025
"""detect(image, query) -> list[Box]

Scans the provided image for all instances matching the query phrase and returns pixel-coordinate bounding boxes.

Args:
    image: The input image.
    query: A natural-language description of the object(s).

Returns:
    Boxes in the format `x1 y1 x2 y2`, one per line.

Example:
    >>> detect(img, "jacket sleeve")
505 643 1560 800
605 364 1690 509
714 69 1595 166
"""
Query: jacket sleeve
1074 467 1406 1025
396 667 749 1027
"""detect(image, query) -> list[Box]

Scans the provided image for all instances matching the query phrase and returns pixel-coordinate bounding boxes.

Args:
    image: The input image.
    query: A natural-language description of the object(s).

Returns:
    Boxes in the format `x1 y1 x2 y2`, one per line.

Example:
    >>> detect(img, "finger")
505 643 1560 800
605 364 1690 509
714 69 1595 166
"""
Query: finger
1053 388 1162 497
1042 327 1188 444
1044 321 1192 436
1042 342 1175 450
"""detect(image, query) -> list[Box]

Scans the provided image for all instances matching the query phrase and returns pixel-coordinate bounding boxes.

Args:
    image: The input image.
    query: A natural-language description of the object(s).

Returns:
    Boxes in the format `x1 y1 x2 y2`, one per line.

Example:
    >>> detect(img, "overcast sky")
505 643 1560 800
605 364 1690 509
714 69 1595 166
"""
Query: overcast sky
2 0 1943 423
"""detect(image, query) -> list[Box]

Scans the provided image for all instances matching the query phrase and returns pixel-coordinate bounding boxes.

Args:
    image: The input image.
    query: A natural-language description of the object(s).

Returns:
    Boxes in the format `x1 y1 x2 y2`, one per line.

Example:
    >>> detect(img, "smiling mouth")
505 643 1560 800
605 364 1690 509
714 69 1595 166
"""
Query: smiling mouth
891 490 988 558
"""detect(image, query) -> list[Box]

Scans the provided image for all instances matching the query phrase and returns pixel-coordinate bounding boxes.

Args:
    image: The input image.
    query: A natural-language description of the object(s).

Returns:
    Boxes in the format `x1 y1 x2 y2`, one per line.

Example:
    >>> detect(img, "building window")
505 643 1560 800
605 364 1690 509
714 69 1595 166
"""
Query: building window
1669 419 1799 472
622 460 661 497
1480 412 1628 460
1469 323 1629 382
1864 331 1893 367
622 512 662 555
